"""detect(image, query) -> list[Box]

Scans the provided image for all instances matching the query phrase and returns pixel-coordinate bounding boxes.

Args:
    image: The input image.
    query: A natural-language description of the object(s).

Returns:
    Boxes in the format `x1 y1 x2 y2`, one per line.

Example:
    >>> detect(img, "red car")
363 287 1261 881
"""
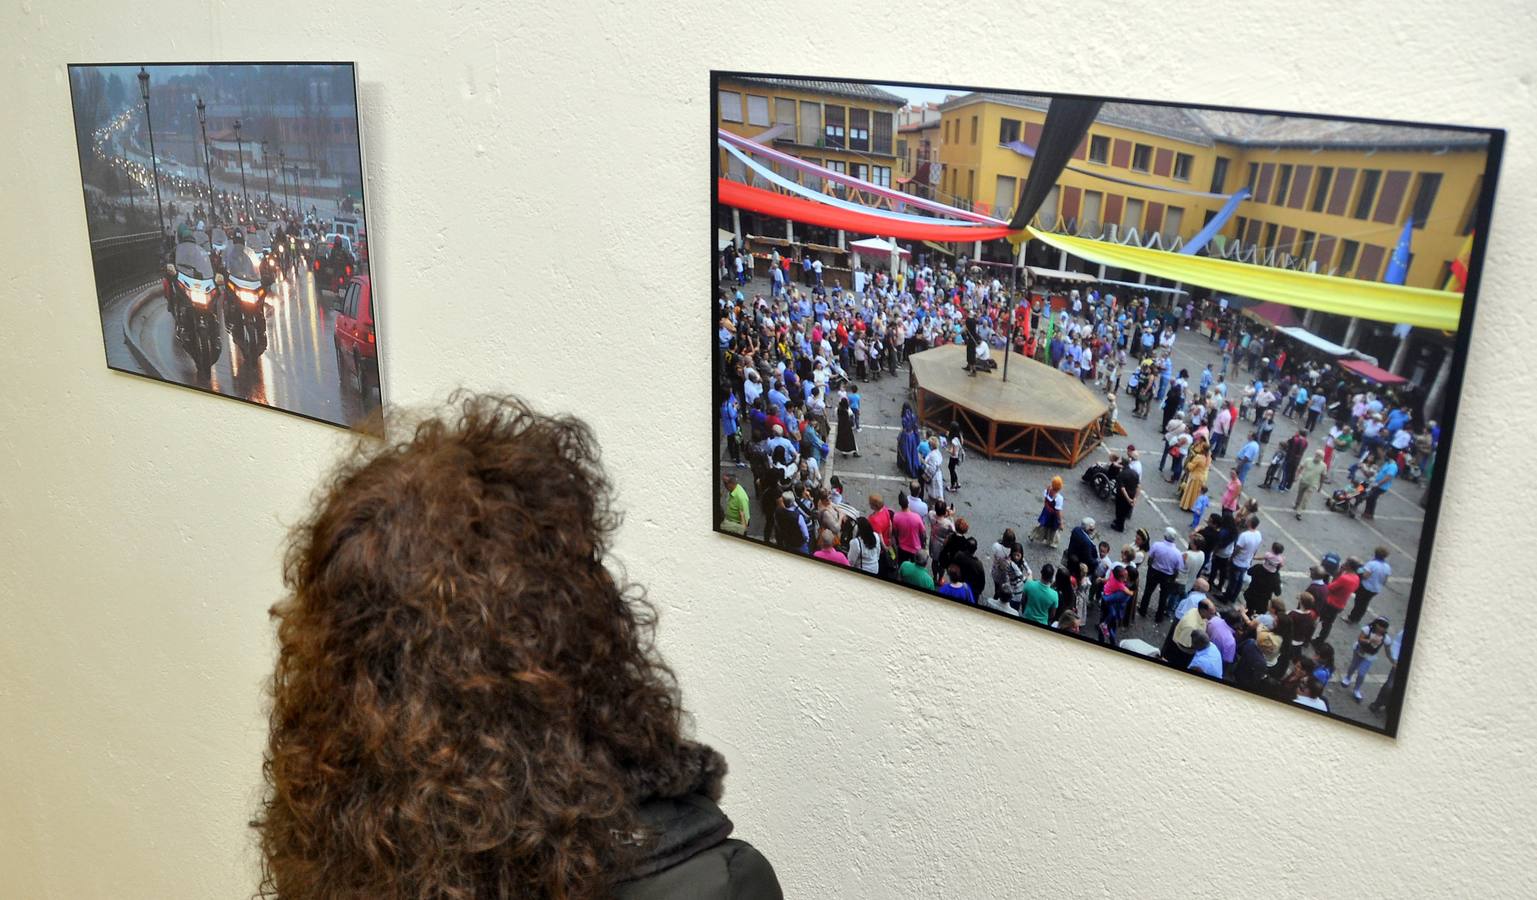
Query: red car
334 274 380 404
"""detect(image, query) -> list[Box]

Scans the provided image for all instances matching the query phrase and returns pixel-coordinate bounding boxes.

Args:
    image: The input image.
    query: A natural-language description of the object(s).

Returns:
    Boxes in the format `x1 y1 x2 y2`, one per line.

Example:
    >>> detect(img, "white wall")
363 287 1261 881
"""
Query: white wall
2 2 1535 897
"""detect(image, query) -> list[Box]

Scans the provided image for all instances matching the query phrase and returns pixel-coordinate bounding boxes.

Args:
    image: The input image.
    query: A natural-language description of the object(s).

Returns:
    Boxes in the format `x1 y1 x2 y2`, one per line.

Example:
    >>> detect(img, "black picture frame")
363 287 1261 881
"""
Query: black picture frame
709 69 1505 737
67 61 384 432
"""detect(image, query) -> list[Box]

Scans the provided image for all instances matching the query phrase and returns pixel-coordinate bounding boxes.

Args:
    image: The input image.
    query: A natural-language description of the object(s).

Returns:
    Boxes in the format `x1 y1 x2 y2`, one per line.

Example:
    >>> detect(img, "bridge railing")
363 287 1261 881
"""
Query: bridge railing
90 231 164 304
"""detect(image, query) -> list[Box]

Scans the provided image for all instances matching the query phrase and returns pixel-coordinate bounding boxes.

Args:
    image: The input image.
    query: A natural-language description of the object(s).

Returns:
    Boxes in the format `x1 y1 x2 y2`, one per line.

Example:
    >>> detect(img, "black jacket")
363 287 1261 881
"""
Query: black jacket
1065 526 1099 573
615 743 782 900
616 794 781 900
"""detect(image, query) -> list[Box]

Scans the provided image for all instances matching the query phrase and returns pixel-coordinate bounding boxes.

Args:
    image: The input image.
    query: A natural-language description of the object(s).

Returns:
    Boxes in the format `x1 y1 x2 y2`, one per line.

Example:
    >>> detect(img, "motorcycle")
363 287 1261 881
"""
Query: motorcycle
166 238 223 377
220 239 270 359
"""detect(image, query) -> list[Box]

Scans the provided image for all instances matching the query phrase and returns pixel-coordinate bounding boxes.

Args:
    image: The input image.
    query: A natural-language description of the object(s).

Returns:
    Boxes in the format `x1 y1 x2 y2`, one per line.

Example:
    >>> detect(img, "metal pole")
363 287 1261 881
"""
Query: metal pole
197 96 215 226
278 151 289 212
234 119 249 224
261 140 272 205
137 69 166 240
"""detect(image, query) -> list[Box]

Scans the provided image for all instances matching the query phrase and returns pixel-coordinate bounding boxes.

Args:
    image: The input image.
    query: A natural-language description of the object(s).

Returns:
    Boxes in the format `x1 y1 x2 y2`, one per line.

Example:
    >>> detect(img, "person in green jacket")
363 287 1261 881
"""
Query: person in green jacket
900 548 937 590
1021 563 1060 625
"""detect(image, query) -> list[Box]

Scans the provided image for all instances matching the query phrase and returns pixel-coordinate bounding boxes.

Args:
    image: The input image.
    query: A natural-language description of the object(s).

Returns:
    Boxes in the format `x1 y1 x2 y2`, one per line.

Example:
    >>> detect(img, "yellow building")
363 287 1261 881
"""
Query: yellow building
715 76 905 197
934 92 1487 293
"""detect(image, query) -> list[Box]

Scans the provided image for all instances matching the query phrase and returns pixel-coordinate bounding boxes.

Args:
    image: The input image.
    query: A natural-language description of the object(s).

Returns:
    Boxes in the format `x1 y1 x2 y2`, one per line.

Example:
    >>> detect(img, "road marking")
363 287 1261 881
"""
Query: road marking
1357 516 1418 563
1258 507 1322 566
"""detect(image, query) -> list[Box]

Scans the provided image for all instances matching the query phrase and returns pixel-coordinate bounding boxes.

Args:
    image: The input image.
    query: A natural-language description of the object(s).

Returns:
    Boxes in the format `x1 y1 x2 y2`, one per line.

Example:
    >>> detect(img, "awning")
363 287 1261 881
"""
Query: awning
849 237 911 257
895 177 914 186
1098 278 1188 296
718 228 737 251
1277 326 1378 366
1243 302 1299 328
1339 358 1408 385
1026 227 1463 332
1027 265 1097 284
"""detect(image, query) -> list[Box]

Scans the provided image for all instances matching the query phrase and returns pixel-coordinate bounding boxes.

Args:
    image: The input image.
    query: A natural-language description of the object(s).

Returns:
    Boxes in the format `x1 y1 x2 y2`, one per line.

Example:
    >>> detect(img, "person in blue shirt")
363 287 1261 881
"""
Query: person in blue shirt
1349 546 1392 624
1200 364 1213 395
1187 630 1223 679
848 384 862 431
766 383 790 415
1363 456 1398 520
1189 485 1210 529
720 393 743 466
1234 433 1261 484
938 564 977 604
1386 405 1410 436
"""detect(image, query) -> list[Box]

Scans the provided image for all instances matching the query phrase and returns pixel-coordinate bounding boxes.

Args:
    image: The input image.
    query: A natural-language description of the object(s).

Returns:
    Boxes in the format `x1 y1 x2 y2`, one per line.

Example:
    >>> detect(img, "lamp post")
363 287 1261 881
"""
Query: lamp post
261 139 273 206
233 118 249 224
278 150 289 212
136 67 166 239
196 96 215 225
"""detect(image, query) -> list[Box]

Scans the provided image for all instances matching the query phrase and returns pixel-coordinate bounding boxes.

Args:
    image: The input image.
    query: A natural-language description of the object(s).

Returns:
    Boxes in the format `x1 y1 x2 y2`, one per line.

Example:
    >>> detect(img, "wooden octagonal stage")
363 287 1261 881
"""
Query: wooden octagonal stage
908 344 1111 467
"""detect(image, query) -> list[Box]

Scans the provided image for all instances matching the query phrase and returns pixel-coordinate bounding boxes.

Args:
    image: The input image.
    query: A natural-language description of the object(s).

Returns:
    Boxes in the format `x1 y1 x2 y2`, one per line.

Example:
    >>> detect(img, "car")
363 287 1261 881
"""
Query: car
333 274 379 405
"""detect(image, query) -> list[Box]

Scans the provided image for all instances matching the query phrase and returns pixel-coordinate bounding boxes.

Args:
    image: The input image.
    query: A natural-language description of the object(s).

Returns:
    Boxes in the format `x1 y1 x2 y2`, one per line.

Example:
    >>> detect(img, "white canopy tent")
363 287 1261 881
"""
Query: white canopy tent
1026 265 1096 284
1278 326 1379 366
849 237 911 258
717 229 737 251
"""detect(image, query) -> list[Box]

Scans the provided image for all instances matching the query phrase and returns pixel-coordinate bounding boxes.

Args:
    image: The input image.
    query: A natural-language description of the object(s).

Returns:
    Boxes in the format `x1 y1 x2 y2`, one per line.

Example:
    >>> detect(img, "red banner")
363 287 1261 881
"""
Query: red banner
717 179 1018 244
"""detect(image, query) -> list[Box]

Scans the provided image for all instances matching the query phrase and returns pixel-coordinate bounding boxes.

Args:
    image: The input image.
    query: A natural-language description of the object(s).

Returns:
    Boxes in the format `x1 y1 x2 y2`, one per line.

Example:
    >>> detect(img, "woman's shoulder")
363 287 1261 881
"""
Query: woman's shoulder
617 794 783 900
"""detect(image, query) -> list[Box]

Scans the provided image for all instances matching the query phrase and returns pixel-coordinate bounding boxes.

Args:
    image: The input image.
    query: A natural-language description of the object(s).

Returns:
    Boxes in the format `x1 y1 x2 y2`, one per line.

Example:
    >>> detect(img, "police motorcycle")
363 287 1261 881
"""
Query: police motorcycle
250 223 283 288
219 230 271 358
163 225 223 376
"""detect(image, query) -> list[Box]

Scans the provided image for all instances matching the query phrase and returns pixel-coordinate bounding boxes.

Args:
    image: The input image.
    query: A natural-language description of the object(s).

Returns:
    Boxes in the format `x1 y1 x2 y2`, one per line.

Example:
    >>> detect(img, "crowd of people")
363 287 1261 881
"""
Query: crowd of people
716 243 1431 720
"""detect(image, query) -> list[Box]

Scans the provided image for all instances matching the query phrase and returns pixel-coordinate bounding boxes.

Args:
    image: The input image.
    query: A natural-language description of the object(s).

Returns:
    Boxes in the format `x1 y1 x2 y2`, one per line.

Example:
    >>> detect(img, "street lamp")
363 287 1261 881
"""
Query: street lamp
261 139 273 206
233 118 249 225
196 95 215 225
278 149 289 212
137 67 166 240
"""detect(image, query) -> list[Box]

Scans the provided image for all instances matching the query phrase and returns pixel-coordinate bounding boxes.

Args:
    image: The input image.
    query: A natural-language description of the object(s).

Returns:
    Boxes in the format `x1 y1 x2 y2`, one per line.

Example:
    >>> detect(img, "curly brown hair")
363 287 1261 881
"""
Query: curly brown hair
255 393 693 899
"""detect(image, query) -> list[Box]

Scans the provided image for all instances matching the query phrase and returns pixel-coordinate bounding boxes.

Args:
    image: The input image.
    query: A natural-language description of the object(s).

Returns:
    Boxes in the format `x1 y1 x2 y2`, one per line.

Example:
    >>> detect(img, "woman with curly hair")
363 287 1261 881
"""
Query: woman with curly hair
254 393 782 900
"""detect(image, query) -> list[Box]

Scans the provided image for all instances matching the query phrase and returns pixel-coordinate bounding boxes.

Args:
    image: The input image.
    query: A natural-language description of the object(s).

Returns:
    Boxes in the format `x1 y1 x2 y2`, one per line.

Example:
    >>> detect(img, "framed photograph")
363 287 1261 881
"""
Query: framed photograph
68 62 381 429
710 71 1502 735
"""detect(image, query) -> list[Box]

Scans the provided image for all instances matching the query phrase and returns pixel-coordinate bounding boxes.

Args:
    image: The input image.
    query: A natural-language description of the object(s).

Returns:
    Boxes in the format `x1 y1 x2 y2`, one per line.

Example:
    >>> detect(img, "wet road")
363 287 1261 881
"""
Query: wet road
118 266 375 427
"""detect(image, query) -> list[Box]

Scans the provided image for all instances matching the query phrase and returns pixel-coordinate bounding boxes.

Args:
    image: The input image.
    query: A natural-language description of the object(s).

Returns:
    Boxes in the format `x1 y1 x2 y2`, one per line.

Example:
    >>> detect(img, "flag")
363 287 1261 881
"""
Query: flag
1445 231 1475 292
1383 218 1414 285
1383 219 1415 339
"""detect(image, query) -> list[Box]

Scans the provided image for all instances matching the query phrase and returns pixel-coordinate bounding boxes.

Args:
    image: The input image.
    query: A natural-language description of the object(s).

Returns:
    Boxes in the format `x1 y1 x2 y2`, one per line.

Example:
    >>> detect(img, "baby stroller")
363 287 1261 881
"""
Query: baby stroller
1326 480 1370 517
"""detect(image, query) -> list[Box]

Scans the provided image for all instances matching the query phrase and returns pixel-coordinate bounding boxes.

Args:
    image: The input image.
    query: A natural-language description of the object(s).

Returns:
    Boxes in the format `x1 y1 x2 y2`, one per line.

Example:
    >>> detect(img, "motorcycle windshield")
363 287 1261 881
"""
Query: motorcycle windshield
226 246 263 288
210 227 229 252
175 242 215 281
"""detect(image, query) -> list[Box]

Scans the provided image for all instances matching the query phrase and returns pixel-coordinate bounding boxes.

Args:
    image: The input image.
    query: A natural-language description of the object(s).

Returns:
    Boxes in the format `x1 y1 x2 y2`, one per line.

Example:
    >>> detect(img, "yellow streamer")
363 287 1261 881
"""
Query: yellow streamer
1025 228 1463 332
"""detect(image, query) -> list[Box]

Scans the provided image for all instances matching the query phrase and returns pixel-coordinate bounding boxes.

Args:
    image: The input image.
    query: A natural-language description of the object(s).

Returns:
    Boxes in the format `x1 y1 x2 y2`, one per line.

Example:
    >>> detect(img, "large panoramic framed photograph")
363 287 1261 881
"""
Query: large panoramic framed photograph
69 62 380 429
710 71 1503 735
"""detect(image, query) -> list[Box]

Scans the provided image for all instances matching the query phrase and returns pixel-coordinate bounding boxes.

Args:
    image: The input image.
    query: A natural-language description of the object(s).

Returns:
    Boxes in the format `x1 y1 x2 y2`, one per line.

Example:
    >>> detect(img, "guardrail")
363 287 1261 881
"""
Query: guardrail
91 231 163 303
